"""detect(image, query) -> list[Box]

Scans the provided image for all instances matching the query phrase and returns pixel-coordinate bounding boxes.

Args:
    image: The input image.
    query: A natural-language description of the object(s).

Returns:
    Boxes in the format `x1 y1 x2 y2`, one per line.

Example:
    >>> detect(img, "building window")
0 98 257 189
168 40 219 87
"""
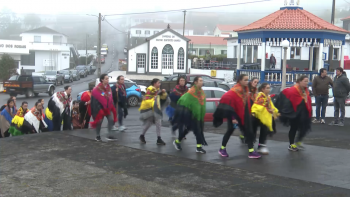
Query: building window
333 48 339 60
177 47 185 70
136 30 141 34
145 30 150 35
233 46 237 58
221 50 227 55
20 51 35 66
151 47 158 69
154 31 159 35
291 47 301 59
162 44 174 70
137 54 146 69
34 36 41 43
53 36 62 43
253 46 258 63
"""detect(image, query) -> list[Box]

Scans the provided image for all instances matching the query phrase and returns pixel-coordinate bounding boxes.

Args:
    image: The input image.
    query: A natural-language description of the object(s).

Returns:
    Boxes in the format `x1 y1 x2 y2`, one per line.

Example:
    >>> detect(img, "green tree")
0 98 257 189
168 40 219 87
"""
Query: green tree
0 54 17 82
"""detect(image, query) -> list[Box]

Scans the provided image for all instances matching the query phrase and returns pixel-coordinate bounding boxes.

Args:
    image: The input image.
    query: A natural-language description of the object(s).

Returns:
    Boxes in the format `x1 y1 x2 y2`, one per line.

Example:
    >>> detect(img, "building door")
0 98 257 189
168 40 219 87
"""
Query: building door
270 47 282 69
162 44 174 75
137 54 146 73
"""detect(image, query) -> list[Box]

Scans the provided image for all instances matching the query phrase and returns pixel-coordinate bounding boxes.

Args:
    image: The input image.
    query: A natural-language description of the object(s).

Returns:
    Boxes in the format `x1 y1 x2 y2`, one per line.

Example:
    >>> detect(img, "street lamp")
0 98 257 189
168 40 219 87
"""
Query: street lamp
281 39 290 90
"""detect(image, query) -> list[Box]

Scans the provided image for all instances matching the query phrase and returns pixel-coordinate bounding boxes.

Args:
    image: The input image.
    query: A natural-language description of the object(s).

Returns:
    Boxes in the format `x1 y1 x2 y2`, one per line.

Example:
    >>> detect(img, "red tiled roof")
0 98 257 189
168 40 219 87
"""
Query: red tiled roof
341 16 350 21
131 22 193 29
186 36 227 45
236 9 349 33
216 24 244 32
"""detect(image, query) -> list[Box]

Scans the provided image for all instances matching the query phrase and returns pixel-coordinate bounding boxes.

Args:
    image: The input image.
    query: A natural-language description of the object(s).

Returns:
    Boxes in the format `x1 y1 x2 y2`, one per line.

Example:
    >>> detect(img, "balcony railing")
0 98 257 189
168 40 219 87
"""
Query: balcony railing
29 42 73 47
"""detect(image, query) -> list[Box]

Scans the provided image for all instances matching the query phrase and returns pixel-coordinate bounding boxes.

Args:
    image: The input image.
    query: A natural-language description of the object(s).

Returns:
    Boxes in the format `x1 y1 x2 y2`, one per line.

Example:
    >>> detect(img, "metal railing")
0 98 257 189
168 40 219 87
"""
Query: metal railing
191 60 236 70
29 42 73 46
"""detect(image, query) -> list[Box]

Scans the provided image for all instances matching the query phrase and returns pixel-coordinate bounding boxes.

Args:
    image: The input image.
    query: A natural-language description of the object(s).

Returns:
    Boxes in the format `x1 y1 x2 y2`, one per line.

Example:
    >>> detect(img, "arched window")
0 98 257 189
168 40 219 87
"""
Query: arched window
162 44 174 70
177 47 184 70
151 47 158 69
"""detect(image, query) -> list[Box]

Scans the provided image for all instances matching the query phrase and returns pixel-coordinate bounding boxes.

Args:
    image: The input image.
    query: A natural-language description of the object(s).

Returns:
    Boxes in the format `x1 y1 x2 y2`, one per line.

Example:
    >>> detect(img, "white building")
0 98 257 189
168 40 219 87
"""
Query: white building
127 27 190 75
19 26 75 73
0 40 30 72
129 23 193 47
213 25 243 37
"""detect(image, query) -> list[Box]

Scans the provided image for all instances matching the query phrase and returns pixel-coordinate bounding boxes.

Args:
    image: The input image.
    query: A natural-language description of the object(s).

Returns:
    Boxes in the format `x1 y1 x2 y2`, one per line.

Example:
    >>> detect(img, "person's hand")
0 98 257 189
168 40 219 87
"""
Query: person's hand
232 119 238 124
268 108 274 113
116 87 118 91
87 100 91 105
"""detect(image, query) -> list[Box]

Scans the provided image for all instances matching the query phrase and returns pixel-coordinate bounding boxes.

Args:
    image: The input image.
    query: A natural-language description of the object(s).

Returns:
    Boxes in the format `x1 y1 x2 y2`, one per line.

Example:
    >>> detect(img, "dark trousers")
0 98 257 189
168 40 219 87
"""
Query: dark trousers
117 104 123 126
315 95 328 120
252 118 268 145
178 124 198 144
288 118 307 144
334 97 346 122
222 117 254 149
53 110 71 131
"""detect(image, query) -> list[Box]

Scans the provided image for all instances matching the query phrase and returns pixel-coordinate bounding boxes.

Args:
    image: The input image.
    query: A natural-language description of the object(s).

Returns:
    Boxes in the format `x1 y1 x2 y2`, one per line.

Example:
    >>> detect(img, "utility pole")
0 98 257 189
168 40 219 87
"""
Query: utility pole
127 31 130 48
328 0 336 70
85 34 88 66
97 13 102 77
182 10 186 36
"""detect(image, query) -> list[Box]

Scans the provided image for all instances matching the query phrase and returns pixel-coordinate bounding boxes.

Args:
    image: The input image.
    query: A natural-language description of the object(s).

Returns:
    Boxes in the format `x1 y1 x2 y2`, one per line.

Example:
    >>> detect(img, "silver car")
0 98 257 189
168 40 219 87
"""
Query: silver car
70 70 80 81
60 70 74 83
44 70 65 86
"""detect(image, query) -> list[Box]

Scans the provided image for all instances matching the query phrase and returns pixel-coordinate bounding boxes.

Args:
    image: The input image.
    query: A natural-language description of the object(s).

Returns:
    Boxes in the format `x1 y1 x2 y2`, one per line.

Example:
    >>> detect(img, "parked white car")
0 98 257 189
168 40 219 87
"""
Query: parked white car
202 87 227 98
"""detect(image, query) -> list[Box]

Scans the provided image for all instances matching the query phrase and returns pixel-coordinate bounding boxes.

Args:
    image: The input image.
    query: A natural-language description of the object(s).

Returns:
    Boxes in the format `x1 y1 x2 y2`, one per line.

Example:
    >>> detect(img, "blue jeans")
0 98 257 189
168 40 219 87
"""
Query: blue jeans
315 95 328 120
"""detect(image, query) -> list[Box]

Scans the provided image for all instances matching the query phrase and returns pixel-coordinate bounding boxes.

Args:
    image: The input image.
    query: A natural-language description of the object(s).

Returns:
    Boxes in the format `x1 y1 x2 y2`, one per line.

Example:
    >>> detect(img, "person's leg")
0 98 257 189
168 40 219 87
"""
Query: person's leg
155 119 165 145
193 124 206 154
314 96 321 122
332 97 340 124
258 125 269 154
288 119 299 151
105 114 118 140
84 115 90 129
320 95 328 123
95 118 103 141
140 118 153 143
173 124 185 150
118 104 123 126
339 97 346 125
219 117 235 157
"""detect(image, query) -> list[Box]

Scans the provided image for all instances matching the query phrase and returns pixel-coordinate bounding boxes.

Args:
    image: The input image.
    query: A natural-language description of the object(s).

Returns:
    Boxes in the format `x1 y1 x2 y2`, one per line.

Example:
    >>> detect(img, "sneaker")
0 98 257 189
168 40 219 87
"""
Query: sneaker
173 140 182 150
338 122 344 127
95 136 102 142
312 119 320 123
119 126 126 131
329 121 339 126
218 148 229 157
106 136 117 141
258 145 269 155
157 138 166 145
288 144 299 151
240 135 245 144
139 135 146 144
196 147 206 154
321 119 326 124
248 151 261 159
296 142 305 150
111 126 118 131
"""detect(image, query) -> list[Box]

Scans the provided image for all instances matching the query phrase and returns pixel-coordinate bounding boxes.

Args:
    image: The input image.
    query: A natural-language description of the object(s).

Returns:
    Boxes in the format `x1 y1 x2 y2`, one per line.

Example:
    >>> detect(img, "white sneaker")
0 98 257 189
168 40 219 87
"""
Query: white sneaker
258 145 269 155
312 119 320 123
119 126 126 131
111 126 118 131
321 119 326 124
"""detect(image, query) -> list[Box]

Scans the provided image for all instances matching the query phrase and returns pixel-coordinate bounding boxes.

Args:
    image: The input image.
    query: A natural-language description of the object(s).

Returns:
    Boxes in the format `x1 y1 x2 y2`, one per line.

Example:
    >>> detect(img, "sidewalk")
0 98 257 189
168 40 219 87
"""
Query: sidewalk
1 127 349 197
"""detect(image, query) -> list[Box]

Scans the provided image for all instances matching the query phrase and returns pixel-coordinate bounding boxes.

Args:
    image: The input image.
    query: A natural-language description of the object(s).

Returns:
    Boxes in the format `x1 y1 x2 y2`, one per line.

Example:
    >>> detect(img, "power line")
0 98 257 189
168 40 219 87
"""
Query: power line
104 18 127 34
104 0 272 16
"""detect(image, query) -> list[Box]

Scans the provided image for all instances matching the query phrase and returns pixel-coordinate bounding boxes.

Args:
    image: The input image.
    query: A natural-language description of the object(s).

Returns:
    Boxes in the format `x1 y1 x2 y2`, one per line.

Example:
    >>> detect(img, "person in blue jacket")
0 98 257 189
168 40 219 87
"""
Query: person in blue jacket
111 75 128 131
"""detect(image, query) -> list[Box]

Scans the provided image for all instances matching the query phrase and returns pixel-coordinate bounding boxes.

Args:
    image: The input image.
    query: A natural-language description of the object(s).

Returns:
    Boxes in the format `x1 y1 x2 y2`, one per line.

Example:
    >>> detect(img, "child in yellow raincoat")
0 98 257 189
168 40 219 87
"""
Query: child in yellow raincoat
139 78 169 145
251 83 279 155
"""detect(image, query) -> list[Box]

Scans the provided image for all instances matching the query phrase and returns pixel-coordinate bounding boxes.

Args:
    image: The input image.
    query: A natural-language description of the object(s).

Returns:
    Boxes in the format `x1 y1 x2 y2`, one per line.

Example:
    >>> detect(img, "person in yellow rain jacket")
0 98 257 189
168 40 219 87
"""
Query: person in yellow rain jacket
139 78 169 145
251 83 279 155
9 102 30 136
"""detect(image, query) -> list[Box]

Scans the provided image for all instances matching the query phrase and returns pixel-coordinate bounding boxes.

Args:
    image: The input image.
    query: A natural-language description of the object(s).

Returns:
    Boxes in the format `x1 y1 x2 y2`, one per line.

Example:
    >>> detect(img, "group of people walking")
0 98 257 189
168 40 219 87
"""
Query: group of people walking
137 73 313 159
2 68 347 159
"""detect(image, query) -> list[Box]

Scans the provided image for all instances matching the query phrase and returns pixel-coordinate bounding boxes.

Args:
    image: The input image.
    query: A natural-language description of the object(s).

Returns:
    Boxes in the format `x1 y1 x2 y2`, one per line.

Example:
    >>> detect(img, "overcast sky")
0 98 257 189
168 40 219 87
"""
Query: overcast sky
1 0 349 16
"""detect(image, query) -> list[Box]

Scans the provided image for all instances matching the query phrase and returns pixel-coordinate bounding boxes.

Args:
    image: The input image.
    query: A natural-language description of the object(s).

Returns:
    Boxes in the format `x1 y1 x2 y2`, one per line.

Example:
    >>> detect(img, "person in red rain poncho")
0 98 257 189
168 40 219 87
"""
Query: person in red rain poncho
90 74 117 141
79 86 93 129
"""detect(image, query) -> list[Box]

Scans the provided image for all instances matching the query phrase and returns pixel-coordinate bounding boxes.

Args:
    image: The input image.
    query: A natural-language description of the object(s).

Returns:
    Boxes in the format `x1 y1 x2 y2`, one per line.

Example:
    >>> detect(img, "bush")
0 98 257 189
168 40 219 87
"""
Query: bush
0 54 17 82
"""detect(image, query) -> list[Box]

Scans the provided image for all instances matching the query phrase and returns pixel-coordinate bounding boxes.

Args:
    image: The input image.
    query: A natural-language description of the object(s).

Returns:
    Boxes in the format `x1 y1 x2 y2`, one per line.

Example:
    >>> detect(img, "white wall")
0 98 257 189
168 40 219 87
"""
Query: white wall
130 28 194 37
20 50 70 72
21 33 67 43
148 31 187 73
128 42 148 72
189 68 235 82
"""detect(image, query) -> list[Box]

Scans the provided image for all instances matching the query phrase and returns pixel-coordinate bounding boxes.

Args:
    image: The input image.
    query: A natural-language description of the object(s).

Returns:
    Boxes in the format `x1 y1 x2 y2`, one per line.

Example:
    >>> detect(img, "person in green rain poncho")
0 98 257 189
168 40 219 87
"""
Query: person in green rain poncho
171 76 207 154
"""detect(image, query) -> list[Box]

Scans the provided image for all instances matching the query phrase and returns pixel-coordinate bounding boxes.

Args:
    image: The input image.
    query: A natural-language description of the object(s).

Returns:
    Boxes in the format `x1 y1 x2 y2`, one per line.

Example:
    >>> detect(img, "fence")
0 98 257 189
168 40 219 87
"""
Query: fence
237 69 335 84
